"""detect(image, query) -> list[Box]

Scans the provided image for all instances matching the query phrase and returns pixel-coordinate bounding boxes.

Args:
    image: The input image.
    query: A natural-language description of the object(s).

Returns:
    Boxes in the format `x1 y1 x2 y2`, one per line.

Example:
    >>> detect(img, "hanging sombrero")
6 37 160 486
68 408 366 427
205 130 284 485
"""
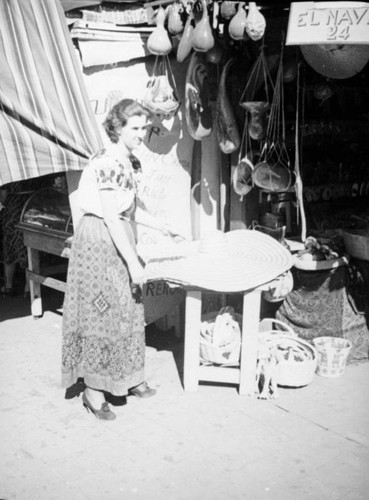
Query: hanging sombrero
145 229 293 293
300 44 369 79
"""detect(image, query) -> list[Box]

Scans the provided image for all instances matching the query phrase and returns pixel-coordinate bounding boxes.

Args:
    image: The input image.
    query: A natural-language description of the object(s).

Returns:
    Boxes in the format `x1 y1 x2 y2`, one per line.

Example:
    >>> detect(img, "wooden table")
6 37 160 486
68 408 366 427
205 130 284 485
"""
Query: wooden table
183 286 264 396
17 223 71 318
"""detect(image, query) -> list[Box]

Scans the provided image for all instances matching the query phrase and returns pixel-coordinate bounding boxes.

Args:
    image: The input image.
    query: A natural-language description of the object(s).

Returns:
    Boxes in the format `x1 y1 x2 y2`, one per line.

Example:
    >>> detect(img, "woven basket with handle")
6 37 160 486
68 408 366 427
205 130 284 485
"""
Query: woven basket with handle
200 308 242 366
258 318 318 387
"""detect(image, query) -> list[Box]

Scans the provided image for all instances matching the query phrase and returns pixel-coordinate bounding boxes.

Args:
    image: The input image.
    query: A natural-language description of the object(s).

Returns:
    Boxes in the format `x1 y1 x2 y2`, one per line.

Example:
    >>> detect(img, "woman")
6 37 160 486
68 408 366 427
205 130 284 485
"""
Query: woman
62 99 164 420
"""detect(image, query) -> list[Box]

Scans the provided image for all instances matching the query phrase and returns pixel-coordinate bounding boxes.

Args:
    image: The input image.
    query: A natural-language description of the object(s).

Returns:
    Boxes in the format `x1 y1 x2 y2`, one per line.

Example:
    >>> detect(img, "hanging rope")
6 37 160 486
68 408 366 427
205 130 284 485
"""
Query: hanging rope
294 61 307 242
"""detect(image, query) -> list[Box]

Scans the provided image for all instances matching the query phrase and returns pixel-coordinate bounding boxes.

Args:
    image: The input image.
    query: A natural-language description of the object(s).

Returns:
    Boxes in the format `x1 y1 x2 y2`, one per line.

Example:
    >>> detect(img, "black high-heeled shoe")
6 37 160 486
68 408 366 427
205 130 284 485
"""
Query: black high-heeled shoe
82 392 116 420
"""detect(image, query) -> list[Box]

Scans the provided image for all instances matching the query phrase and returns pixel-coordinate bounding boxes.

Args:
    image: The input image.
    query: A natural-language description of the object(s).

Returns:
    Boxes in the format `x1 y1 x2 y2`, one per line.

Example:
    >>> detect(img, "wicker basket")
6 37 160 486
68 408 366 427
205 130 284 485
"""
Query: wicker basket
313 336 352 378
258 319 318 387
200 310 242 366
342 229 369 261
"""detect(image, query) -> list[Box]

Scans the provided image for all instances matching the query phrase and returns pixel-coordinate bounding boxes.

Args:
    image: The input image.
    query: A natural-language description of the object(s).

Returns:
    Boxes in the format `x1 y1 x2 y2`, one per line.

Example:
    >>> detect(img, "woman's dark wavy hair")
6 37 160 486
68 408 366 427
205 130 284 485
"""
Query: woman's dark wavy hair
102 99 151 143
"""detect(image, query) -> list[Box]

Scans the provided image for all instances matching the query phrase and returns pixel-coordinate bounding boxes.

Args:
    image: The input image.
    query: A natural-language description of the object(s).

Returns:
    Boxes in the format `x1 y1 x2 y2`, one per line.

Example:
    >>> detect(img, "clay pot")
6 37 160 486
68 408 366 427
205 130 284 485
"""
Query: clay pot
147 7 172 56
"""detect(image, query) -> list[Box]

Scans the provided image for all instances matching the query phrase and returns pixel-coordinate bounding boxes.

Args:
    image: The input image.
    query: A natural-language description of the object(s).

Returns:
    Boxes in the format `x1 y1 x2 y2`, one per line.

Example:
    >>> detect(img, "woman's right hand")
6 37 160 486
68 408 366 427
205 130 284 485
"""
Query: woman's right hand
129 261 146 289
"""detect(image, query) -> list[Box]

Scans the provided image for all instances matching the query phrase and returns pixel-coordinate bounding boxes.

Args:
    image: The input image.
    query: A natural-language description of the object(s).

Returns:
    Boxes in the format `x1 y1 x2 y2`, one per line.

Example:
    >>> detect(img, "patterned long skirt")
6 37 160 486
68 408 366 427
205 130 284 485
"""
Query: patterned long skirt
61 214 145 396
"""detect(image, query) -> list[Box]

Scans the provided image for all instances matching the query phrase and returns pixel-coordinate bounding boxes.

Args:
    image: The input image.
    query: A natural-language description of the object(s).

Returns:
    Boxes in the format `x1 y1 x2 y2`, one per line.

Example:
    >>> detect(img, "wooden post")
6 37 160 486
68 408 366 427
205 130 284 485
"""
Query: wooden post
183 290 202 391
239 289 261 395
27 247 42 318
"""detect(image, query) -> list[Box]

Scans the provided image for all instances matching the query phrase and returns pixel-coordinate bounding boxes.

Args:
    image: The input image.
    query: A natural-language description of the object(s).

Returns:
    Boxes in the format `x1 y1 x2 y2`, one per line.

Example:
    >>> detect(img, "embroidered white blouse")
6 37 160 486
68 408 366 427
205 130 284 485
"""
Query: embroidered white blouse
78 145 141 219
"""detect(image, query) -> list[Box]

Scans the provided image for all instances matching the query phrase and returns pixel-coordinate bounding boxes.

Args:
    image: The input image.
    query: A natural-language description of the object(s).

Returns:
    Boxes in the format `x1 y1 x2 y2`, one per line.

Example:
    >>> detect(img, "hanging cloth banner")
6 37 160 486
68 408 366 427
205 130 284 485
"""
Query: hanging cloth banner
286 2 369 45
0 0 103 186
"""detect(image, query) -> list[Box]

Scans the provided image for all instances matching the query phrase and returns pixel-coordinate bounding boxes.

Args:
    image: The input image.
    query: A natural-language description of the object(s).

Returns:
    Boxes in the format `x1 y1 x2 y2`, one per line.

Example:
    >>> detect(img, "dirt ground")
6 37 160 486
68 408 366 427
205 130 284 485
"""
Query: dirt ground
0 289 368 500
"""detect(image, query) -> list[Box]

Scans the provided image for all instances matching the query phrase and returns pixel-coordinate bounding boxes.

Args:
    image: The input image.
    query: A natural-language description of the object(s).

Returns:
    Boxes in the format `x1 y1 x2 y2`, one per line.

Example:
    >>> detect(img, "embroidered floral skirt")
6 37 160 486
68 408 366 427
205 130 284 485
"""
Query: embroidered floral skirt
62 214 145 395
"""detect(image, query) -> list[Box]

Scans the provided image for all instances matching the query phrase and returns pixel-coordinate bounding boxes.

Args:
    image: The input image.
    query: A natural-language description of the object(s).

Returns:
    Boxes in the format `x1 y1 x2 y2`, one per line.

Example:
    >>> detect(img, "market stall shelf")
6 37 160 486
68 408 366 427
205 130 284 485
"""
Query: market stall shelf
16 186 73 318
17 225 71 318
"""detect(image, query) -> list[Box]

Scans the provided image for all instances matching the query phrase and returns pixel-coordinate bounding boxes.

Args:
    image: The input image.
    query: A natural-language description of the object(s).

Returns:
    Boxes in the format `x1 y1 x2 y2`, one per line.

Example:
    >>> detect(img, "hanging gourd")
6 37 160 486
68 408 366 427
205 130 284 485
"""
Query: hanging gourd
229 2 249 42
192 0 215 53
283 52 298 83
177 8 194 62
216 58 241 154
206 39 224 65
147 6 172 56
168 1 184 36
220 1 237 20
313 83 333 103
245 2 266 41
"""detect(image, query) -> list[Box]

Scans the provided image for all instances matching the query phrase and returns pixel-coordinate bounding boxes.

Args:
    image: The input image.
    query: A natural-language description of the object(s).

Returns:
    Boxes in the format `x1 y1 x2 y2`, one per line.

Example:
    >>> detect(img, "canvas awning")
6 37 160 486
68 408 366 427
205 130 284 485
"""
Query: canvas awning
0 0 103 186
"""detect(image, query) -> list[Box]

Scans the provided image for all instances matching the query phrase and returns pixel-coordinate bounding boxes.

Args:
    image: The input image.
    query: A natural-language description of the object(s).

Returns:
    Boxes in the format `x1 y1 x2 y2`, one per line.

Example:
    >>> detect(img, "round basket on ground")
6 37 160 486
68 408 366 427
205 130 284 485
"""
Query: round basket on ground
274 336 318 387
200 310 242 366
312 336 352 378
258 318 318 387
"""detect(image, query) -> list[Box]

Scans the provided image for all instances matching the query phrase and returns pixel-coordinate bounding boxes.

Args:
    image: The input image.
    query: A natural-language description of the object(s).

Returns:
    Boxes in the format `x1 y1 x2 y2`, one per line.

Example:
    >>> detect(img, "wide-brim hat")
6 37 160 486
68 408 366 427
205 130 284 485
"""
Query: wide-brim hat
300 44 369 80
145 229 293 293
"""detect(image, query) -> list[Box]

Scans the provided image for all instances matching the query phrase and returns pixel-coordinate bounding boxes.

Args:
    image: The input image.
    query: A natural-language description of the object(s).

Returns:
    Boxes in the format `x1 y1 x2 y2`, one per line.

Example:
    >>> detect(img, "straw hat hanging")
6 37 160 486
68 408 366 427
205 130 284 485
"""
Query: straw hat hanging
300 44 369 80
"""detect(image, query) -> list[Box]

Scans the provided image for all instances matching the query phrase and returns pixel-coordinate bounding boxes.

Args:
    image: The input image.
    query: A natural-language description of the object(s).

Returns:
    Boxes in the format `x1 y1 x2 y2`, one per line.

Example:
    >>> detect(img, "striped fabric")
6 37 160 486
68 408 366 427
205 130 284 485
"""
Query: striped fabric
0 0 103 186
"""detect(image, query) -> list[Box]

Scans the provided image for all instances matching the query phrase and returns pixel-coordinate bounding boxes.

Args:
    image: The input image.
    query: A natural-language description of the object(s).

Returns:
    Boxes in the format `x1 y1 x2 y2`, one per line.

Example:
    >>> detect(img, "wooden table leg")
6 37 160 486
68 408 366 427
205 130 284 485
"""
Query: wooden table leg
27 247 42 318
239 290 261 396
183 290 202 392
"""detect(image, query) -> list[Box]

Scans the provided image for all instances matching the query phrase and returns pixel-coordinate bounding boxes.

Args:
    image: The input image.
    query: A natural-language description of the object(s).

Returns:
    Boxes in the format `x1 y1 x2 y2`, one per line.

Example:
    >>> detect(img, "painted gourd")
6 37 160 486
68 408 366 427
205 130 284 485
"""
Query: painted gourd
245 2 266 41
185 51 212 140
192 0 214 53
229 2 248 41
147 7 172 56
177 10 194 62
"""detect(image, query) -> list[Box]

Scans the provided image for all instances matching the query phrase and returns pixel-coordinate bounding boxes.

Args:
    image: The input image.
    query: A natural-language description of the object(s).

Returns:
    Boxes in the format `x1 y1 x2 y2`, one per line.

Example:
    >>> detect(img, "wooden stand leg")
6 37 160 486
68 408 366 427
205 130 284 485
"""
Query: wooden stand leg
27 247 42 318
183 290 202 392
239 290 261 396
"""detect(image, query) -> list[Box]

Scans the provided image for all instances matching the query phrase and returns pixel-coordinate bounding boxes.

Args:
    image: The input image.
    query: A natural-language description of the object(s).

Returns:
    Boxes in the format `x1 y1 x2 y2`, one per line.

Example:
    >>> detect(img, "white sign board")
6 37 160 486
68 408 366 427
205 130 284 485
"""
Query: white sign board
286 2 369 45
